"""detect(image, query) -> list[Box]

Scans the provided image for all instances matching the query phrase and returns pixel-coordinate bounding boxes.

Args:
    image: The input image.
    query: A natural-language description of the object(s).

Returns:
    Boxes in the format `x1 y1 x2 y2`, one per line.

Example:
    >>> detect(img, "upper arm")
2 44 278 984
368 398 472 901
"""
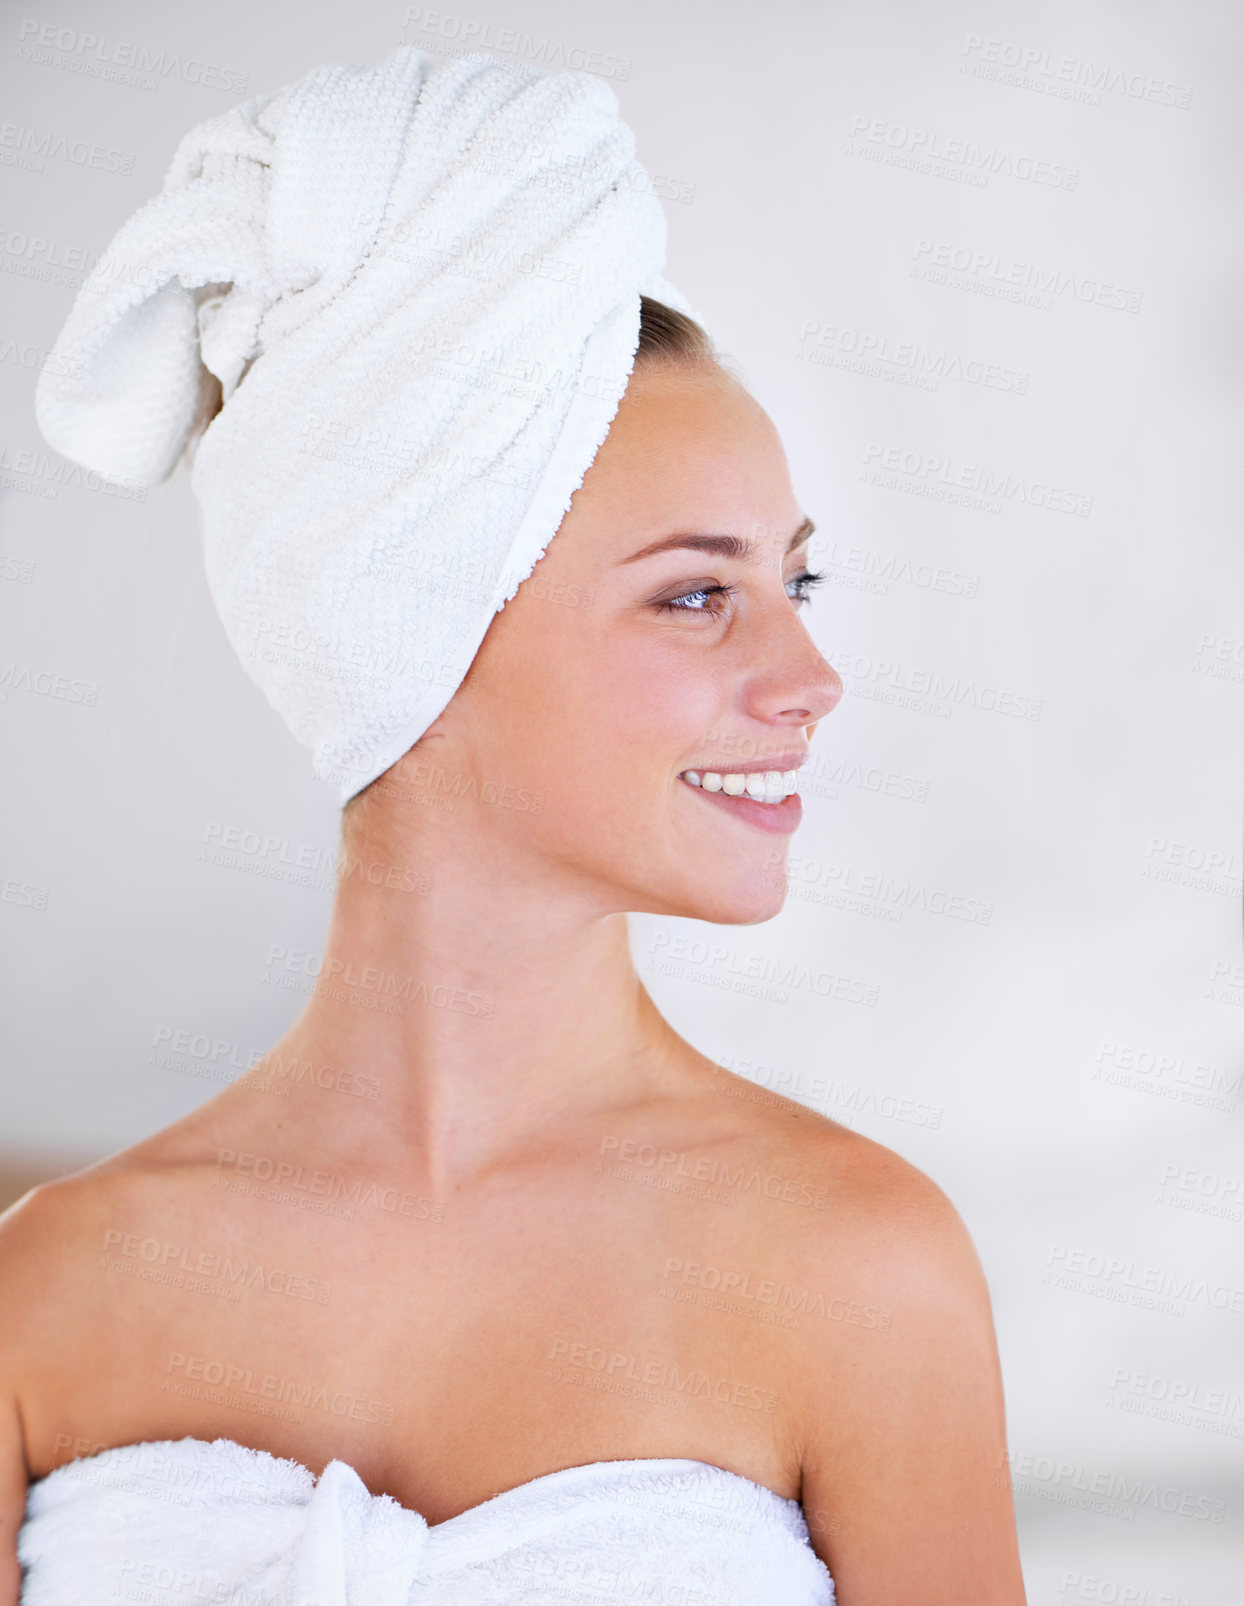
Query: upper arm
0 1391 25 1606
793 1152 1026 1605
0 1190 39 1606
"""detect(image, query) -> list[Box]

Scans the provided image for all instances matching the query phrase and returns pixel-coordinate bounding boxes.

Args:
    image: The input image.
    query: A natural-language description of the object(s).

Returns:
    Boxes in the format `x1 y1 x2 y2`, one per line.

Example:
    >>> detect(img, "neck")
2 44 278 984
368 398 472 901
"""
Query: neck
255 778 686 1190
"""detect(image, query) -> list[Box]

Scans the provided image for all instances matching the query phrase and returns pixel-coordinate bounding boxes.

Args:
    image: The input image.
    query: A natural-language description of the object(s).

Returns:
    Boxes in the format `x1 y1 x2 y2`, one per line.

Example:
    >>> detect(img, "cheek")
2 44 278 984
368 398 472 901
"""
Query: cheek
478 599 726 828
615 636 726 753
551 627 721 774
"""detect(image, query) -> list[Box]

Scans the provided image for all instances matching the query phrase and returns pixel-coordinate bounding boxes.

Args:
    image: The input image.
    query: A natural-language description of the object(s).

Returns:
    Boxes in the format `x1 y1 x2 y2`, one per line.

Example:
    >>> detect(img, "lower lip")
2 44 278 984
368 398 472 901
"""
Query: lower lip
680 779 803 835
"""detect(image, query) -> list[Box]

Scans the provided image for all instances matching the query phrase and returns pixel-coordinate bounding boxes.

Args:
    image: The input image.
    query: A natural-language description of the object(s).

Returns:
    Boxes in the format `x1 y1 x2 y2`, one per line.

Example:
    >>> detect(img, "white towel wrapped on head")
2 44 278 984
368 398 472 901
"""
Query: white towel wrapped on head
34 44 697 800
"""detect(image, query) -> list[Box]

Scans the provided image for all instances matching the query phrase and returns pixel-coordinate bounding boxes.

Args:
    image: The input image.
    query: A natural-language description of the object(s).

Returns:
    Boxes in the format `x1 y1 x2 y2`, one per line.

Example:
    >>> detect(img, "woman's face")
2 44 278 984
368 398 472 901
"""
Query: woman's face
410 359 842 925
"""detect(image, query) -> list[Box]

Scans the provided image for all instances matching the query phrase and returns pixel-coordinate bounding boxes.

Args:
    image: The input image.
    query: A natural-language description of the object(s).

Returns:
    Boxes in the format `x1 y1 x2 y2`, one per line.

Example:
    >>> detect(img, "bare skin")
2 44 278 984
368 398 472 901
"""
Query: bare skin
0 359 1027 1603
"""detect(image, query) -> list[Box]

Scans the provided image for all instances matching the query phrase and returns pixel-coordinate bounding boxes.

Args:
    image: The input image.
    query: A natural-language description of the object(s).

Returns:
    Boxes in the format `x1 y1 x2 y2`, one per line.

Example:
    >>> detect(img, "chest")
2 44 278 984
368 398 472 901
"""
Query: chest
28 1168 812 1518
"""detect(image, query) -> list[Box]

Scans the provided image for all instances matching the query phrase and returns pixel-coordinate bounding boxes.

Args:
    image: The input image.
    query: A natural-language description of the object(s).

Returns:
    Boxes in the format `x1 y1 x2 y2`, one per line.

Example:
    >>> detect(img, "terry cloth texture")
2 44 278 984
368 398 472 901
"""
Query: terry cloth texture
18 1436 837 1603
34 44 699 800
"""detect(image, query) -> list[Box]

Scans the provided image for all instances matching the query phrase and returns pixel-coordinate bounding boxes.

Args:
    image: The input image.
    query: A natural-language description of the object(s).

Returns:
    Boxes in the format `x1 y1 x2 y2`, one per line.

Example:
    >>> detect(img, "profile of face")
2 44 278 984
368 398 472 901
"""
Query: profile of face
395 360 843 926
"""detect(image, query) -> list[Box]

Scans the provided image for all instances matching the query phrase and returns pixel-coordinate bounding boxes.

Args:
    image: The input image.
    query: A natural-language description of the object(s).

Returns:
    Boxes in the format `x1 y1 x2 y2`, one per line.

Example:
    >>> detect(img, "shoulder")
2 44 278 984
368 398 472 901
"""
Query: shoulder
810 1117 982 1260
0 1163 136 1327
686 1067 994 1335
0 1162 169 1595
717 1068 980 1252
769 1108 994 1334
0 1098 255 1291
758 1112 1023 1595
0 1163 111 1289
0 1148 200 1379
706 1067 980 1274
0 1172 98 1480
696 1072 998 1385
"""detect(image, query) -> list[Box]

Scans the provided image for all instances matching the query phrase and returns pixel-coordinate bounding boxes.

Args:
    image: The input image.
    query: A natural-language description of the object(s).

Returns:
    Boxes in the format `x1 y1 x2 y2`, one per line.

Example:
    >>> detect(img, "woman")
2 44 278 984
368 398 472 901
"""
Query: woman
0 46 1027 1606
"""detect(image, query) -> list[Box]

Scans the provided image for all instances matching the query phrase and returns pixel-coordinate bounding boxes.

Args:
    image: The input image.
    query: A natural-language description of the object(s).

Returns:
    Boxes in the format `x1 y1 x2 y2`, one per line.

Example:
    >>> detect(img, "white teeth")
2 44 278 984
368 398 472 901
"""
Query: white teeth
680 769 799 804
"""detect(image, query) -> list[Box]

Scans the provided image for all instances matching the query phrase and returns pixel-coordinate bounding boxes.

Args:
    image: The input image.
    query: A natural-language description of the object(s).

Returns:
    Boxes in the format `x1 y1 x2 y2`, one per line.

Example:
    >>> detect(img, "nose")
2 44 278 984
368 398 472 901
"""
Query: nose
744 603 843 734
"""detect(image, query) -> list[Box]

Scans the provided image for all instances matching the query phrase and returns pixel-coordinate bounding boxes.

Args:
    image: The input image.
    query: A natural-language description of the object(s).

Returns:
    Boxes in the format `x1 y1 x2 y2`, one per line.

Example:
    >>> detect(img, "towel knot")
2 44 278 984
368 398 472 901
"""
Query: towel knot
292 1458 429 1605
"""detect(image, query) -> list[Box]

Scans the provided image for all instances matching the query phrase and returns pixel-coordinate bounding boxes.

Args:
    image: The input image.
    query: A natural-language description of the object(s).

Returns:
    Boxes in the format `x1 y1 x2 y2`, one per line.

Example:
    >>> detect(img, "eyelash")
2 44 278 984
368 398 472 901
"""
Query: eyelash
658 570 828 616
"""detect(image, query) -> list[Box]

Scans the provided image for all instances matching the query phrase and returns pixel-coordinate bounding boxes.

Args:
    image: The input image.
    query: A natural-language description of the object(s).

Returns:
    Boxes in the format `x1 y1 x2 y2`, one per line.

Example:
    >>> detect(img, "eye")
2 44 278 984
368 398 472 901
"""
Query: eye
787 568 827 605
658 583 739 616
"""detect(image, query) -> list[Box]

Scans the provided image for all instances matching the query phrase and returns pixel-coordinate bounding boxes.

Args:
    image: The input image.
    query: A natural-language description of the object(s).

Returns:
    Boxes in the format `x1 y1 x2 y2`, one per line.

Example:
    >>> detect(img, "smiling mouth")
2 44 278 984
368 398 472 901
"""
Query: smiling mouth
679 768 799 804
675 765 805 835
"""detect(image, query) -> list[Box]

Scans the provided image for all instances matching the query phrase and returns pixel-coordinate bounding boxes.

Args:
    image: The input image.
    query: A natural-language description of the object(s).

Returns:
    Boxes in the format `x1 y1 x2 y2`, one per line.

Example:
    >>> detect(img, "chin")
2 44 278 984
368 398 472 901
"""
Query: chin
704 889 788 926
647 872 789 927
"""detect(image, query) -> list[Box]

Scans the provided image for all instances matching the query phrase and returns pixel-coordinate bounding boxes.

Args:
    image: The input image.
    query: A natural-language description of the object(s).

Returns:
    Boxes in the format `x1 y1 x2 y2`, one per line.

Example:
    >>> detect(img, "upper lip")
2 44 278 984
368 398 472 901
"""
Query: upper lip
678 753 810 775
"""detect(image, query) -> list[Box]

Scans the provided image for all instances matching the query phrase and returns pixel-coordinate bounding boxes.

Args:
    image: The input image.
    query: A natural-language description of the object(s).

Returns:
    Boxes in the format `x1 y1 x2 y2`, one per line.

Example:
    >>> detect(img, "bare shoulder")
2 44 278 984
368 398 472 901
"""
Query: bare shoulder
0 1092 256 1277
0 1159 156 1339
734 1091 998 1374
0 1122 204 1246
0 1129 216 1384
735 1092 1024 1600
791 1105 985 1279
0 1156 185 1597
705 1063 981 1279
0 1174 104 1550
0 1162 115 1302
0 1181 56 1597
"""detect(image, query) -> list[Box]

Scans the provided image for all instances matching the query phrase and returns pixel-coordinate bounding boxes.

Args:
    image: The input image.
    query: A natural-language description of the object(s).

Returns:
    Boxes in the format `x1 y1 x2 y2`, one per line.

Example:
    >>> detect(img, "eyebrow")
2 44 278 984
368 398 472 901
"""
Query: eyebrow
618 515 816 566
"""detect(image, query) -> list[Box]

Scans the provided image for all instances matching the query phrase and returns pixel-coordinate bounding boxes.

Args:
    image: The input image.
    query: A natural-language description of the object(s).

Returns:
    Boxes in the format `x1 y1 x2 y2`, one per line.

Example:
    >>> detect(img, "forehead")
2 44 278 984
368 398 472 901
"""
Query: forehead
559 364 801 564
